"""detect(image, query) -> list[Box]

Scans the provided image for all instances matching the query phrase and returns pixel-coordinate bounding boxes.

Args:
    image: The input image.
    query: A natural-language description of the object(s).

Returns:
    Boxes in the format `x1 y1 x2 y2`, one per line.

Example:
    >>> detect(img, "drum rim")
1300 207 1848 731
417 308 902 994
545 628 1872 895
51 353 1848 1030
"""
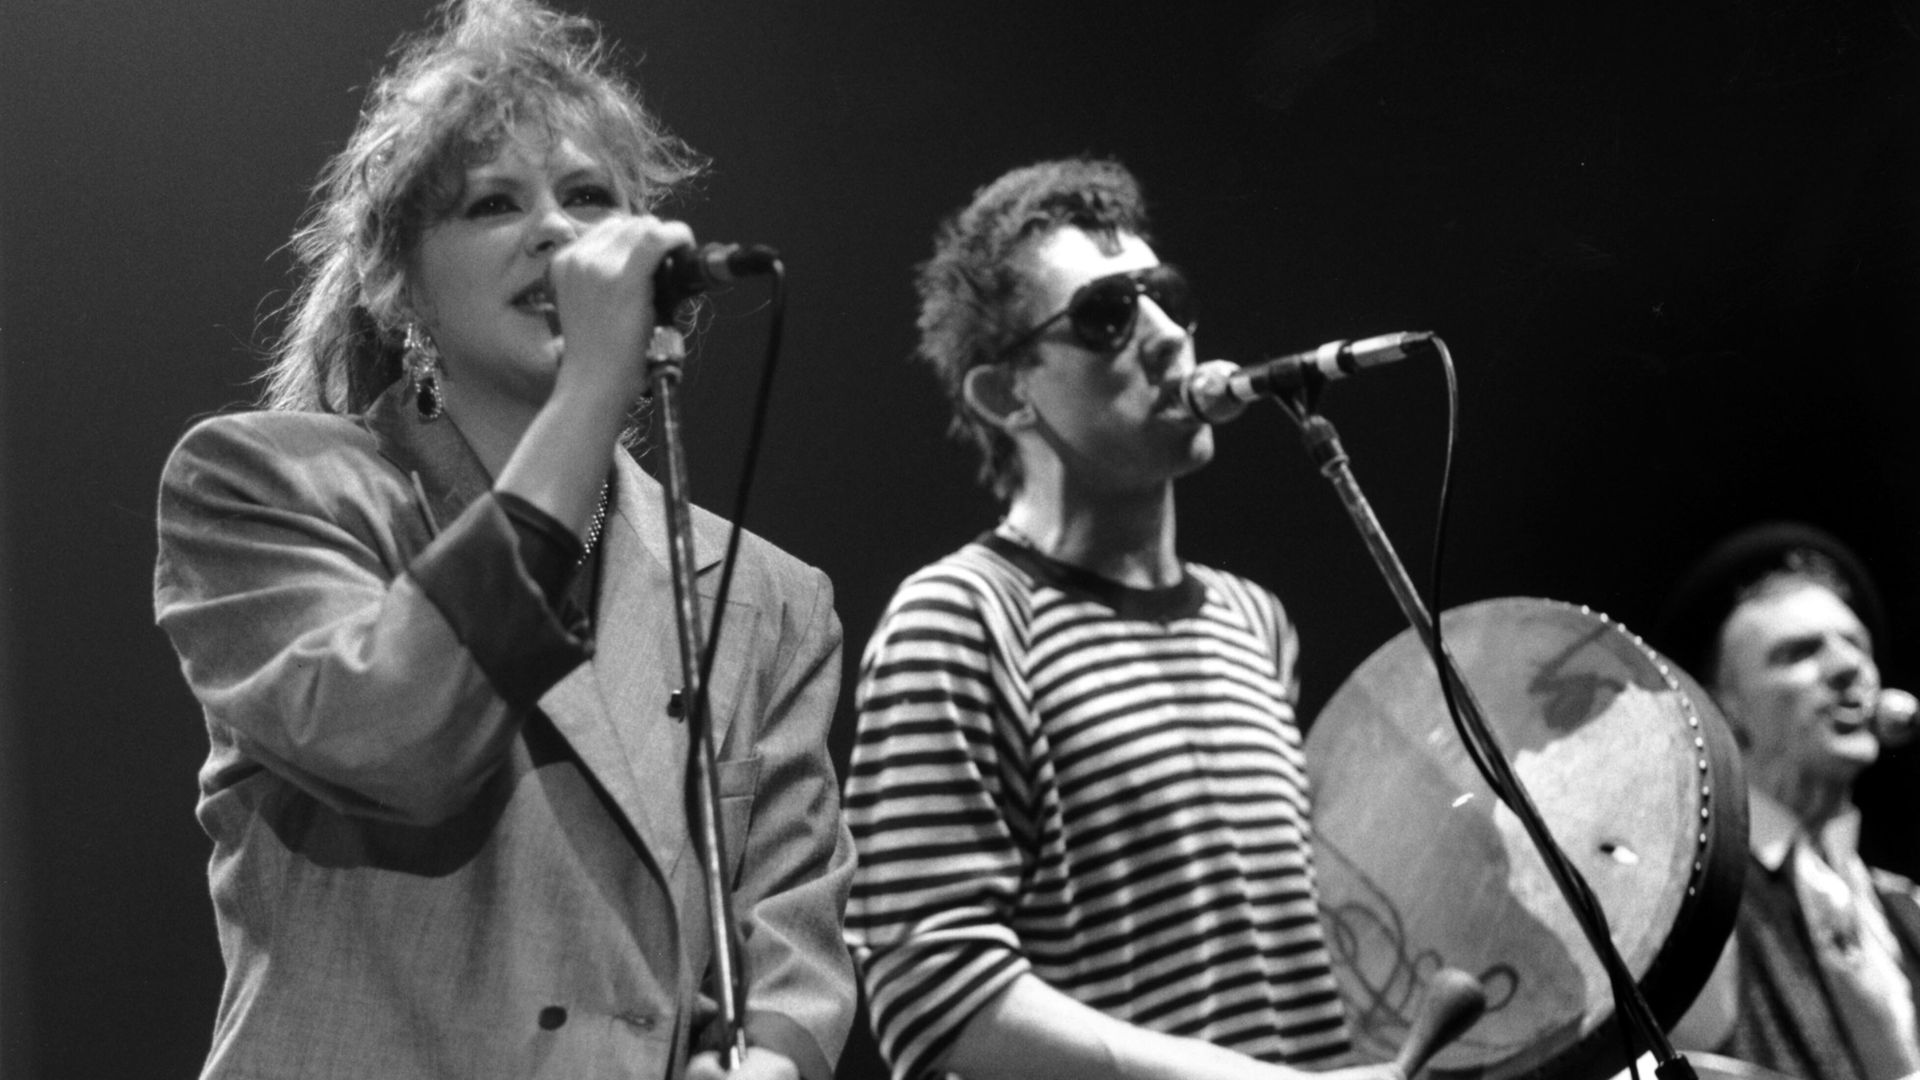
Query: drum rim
1309 596 1746 1080
1475 602 1746 1080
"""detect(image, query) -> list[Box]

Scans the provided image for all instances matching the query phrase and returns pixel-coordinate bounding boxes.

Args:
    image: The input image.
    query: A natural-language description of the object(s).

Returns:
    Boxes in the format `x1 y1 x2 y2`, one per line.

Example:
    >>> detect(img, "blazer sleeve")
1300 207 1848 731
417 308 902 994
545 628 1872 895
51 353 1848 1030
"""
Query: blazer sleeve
153 415 591 824
715 562 858 1080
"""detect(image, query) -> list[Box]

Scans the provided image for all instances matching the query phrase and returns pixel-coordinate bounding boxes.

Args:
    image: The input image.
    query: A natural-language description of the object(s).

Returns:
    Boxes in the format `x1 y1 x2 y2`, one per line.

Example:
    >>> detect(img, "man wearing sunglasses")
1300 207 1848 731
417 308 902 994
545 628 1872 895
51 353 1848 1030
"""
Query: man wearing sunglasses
843 159 1400 1080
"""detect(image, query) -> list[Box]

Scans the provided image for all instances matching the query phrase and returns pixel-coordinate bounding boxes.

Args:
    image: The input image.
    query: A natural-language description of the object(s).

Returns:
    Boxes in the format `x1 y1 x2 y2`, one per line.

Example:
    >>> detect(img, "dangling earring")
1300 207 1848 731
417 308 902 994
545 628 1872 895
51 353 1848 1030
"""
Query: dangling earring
403 323 444 421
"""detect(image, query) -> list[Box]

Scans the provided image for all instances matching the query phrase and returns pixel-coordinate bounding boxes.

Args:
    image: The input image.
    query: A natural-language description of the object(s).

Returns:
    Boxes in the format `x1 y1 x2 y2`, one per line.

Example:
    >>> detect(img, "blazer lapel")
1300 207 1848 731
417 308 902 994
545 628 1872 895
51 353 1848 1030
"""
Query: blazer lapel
362 383 755 884
361 384 494 538
555 451 757 886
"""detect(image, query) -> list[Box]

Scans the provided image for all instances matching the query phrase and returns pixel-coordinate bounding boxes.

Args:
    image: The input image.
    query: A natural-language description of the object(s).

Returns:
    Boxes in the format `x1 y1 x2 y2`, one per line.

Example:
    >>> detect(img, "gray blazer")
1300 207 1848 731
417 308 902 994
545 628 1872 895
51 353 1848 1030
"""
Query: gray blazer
154 383 855 1079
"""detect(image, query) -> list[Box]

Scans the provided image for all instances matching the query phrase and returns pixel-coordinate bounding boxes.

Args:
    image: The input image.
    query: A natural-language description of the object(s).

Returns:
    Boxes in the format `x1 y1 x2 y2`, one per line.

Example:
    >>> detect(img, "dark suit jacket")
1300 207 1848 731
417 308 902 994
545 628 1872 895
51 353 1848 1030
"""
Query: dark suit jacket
1724 853 1920 1080
154 384 855 1079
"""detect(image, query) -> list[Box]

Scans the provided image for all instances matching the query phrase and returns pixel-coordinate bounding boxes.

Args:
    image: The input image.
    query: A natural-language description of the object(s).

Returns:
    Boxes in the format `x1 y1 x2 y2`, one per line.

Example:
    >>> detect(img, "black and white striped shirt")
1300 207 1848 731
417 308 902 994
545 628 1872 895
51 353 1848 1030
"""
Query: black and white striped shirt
844 534 1351 1080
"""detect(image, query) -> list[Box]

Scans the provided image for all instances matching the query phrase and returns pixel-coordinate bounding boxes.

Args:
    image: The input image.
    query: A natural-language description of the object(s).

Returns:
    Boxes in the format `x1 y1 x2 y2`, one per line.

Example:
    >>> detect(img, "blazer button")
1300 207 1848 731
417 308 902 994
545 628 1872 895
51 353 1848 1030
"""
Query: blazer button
538 1006 568 1030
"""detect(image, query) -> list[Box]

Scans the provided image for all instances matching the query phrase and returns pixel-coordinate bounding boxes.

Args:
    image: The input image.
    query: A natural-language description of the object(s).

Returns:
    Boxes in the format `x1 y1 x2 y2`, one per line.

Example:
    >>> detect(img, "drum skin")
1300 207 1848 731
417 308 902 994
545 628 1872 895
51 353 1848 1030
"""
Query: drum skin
1307 598 1746 1080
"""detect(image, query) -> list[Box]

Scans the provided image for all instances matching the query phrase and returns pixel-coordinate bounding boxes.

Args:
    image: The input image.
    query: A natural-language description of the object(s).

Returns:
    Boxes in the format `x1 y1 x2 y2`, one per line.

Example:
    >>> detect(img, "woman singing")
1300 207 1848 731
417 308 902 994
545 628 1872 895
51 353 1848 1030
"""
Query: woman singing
152 2 854 1077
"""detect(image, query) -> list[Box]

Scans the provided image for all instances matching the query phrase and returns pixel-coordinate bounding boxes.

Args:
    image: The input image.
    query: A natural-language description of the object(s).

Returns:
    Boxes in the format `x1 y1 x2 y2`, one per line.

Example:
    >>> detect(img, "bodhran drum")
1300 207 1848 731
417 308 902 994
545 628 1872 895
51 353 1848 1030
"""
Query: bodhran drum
1307 598 1746 1080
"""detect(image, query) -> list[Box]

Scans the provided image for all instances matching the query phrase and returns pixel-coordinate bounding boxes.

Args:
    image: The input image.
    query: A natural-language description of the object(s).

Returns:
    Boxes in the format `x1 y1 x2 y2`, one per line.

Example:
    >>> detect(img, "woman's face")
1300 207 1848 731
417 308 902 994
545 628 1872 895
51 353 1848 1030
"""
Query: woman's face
410 124 628 418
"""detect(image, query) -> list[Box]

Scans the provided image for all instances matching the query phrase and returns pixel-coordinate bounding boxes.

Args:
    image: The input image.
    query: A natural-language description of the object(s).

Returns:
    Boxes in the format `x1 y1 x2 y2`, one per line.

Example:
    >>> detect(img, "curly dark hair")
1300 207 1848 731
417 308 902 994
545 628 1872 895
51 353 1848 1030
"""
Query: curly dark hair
260 0 706 415
914 158 1152 500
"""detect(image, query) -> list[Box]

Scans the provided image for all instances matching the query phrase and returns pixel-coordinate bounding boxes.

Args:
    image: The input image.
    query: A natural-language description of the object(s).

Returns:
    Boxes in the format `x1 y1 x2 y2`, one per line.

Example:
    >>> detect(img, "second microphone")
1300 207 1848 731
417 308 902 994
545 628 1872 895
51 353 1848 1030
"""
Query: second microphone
1181 331 1434 423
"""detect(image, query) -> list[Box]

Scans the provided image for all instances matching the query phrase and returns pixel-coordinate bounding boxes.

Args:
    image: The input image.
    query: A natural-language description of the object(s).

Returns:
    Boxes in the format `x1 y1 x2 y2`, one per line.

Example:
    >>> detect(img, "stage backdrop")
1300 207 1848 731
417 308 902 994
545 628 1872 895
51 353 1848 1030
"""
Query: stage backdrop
2 1 1915 1077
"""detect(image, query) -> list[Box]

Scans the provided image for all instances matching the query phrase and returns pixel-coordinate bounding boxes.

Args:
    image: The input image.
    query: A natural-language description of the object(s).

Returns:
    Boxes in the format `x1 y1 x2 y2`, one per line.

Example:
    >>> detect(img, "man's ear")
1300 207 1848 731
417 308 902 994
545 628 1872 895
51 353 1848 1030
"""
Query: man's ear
962 364 1035 431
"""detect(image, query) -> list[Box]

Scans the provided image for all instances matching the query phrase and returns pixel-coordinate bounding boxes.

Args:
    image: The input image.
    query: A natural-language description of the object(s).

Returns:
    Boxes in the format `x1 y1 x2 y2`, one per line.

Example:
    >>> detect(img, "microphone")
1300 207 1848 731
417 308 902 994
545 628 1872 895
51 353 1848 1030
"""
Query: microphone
1873 688 1918 748
1181 331 1435 423
654 242 780 313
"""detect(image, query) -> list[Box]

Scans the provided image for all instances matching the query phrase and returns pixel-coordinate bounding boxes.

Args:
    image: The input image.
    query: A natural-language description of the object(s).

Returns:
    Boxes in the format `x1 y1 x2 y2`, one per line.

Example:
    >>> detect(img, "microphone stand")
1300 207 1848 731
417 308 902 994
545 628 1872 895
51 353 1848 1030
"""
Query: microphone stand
645 323 751 1070
1284 394 1695 1080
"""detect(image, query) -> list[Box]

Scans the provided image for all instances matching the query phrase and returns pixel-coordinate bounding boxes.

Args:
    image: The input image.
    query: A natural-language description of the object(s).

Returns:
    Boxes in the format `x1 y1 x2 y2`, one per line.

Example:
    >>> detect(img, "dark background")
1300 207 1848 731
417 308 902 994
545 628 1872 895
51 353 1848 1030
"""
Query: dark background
2 0 1916 1076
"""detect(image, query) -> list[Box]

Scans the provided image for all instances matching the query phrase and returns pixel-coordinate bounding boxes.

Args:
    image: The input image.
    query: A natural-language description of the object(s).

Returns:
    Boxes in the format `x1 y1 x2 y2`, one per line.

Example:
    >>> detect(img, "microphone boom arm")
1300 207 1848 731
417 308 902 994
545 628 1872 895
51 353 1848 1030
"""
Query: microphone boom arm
644 325 752 1070
1281 364 1696 1080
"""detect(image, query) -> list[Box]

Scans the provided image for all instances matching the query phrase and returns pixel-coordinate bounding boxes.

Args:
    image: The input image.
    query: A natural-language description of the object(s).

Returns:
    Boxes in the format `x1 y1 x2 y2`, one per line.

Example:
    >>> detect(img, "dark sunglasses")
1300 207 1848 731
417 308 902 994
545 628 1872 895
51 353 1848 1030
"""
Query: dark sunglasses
998 264 1194 359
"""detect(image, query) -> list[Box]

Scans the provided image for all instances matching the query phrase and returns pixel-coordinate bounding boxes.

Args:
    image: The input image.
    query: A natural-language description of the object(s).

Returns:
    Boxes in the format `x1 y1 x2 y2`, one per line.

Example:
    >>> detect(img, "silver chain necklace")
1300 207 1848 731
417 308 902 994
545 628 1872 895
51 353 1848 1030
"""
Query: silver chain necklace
578 483 610 568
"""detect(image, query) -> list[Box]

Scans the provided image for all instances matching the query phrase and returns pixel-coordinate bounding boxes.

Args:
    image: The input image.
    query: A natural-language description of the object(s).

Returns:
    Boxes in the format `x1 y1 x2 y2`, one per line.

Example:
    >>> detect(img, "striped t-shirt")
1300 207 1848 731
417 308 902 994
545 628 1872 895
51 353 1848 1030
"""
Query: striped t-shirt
844 534 1351 1080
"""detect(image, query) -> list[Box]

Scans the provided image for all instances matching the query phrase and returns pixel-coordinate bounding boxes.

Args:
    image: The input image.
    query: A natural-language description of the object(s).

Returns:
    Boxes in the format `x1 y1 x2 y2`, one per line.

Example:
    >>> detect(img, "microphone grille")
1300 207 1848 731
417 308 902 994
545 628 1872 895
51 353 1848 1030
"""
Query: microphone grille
1183 359 1246 424
1874 688 1918 748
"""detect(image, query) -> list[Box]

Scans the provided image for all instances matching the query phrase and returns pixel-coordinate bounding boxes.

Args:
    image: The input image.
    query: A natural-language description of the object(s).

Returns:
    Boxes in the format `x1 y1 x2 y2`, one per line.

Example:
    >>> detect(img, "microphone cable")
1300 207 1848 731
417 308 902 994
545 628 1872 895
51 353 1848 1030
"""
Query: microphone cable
1277 337 1670 1076
687 256 789 713
1413 341 1669 1078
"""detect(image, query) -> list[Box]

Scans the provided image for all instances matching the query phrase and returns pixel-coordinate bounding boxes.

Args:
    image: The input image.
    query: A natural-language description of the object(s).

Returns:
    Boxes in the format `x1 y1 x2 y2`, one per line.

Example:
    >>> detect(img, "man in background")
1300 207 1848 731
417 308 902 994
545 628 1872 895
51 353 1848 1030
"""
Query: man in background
1662 522 1920 1080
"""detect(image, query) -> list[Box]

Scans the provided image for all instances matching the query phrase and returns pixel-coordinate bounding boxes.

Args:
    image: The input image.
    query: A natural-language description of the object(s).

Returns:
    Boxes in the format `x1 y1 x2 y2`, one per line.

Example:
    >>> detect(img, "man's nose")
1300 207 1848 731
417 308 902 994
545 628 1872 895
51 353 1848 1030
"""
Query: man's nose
1826 636 1875 691
1136 296 1192 376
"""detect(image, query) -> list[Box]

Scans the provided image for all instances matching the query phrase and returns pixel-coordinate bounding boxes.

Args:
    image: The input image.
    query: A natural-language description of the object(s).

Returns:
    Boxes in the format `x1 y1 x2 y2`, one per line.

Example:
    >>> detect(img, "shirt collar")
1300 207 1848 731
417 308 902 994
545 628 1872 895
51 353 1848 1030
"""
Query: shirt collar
1748 785 1863 873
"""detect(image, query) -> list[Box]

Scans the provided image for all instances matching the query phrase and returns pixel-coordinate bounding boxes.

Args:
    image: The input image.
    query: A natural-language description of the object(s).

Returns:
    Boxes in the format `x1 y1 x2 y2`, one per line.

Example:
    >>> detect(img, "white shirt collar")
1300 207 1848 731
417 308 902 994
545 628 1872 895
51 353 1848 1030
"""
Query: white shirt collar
1748 786 1863 873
